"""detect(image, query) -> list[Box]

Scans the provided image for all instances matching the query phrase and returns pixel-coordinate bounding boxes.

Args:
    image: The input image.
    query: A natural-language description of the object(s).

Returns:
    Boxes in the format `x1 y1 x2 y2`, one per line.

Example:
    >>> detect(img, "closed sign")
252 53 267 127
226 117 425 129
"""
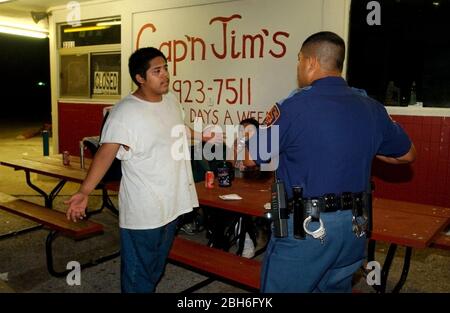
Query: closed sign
93 71 119 95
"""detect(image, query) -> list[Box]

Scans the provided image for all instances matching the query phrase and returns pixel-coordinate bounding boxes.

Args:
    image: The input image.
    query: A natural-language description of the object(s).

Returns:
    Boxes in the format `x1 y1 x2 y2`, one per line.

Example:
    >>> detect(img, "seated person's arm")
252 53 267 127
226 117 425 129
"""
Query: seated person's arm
234 119 259 168
233 135 257 168
185 125 224 143
242 147 257 168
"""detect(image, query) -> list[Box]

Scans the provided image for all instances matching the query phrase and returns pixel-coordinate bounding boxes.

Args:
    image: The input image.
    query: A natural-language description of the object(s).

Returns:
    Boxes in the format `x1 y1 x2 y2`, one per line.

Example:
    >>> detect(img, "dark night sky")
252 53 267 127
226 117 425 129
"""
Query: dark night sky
0 33 51 122
347 0 450 107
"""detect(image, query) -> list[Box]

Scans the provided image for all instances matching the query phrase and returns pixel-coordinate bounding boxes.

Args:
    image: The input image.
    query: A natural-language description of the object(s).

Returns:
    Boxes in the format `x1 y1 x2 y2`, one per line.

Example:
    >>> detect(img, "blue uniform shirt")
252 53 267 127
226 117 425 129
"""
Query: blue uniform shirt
252 76 411 199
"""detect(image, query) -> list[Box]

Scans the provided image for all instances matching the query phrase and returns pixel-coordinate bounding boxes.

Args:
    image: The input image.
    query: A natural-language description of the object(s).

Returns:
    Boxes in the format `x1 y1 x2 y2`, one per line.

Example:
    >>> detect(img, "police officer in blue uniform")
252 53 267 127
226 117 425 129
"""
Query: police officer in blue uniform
242 31 416 292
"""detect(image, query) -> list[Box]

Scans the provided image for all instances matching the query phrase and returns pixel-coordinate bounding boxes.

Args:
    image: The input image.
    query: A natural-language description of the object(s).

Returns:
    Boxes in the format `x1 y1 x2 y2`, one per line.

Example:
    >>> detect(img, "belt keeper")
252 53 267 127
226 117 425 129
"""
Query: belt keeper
309 198 320 220
341 192 353 210
353 193 364 217
324 193 338 211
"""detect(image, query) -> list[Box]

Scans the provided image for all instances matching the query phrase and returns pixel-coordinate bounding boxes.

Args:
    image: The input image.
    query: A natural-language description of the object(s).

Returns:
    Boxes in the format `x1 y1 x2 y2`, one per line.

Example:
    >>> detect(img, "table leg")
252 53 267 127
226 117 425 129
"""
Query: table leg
368 241 412 293
25 171 66 209
235 216 245 256
101 186 118 215
45 230 120 277
392 246 412 293
379 243 397 293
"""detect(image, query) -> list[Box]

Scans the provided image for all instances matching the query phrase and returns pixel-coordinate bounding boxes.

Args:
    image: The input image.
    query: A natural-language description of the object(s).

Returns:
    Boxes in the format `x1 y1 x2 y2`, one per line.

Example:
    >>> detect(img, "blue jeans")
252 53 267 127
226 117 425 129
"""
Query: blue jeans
261 210 366 293
120 218 178 293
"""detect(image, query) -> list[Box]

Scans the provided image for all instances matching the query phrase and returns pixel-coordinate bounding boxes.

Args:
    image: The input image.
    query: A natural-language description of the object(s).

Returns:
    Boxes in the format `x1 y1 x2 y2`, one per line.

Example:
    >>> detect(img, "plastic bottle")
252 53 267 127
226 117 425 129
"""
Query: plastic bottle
42 130 49 156
409 81 417 106
217 161 231 187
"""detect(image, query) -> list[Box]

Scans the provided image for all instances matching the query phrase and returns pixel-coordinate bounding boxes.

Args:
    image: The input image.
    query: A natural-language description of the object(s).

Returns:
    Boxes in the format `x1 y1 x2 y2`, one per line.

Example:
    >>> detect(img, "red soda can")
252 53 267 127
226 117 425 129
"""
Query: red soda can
205 171 214 189
62 151 70 166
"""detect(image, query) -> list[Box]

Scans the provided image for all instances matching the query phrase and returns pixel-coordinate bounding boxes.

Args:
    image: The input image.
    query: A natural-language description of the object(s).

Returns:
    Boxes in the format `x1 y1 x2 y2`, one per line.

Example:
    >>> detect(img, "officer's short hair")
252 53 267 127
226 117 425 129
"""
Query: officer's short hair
301 31 345 72
129 47 167 86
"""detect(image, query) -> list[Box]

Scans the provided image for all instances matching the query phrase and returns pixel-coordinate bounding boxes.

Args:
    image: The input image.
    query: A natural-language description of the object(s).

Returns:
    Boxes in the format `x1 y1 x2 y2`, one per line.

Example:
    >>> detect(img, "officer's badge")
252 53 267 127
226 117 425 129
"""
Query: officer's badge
261 104 280 129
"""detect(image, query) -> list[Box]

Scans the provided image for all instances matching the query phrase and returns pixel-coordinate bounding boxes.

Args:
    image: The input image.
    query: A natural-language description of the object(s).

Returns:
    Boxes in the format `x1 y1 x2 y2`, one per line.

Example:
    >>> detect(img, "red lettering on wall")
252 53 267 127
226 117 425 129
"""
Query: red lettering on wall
230 31 241 59
173 39 188 76
190 37 206 60
210 14 242 59
135 14 291 72
159 41 172 61
269 31 290 58
242 33 265 58
135 23 156 50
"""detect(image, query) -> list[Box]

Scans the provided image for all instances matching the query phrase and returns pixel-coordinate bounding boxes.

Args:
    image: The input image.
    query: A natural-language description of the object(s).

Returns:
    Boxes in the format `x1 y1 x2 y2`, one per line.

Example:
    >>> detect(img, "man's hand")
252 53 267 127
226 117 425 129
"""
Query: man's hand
65 192 88 222
202 125 225 144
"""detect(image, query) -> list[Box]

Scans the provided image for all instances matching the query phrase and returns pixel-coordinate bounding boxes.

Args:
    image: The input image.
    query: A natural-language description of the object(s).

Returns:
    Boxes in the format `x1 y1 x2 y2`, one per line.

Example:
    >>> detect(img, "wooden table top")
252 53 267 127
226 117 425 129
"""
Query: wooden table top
371 207 448 248
373 197 450 219
195 178 450 249
0 154 91 183
195 177 272 217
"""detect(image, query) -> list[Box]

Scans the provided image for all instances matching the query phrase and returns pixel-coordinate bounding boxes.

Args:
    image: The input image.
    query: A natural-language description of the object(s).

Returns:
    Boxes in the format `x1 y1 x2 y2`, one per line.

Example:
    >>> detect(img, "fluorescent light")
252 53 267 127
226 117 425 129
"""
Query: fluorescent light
0 22 48 38
0 21 47 32
0 0 15 3
63 25 109 33
0 26 48 38
96 21 121 26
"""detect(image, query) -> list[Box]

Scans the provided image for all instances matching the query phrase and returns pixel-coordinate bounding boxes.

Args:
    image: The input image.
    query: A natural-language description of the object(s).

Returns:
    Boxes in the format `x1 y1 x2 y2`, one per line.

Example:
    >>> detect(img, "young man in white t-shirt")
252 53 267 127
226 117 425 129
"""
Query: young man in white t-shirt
65 47 199 293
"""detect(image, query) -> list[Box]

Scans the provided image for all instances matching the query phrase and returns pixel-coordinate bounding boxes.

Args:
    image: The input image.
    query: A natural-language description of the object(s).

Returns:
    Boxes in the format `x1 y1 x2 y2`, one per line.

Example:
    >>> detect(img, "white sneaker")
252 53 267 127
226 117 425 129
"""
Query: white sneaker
241 233 255 258
179 222 196 235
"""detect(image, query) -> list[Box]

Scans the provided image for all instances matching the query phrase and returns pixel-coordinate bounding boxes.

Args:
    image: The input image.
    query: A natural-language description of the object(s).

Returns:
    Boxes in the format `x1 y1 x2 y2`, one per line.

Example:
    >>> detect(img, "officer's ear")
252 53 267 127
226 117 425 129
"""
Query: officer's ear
308 56 321 72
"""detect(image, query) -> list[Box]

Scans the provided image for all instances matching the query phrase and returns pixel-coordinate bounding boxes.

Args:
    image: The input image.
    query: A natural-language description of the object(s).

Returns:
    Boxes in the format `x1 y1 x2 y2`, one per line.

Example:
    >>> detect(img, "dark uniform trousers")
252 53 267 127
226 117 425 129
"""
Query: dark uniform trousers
260 209 366 292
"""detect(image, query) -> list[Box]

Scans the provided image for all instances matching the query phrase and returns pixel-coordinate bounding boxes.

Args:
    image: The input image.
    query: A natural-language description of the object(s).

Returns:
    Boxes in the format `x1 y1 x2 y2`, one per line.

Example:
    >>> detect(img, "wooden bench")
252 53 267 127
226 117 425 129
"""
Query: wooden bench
0 192 117 277
168 237 261 291
431 231 450 250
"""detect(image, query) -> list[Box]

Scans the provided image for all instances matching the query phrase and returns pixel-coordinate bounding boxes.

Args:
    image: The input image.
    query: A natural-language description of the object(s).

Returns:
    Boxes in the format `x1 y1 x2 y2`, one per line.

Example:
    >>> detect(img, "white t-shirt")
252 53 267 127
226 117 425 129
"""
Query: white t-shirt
100 92 198 229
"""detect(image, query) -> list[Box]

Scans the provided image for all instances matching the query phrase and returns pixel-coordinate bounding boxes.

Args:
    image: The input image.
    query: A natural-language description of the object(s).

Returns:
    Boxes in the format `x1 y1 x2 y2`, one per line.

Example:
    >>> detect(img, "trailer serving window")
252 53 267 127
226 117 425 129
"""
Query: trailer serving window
58 17 121 99
60 54 89 98
60 18 120 48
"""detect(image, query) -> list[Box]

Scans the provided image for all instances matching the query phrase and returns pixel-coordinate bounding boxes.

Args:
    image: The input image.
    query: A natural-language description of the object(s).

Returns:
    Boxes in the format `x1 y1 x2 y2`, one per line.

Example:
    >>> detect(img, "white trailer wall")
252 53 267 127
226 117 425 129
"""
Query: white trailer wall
49 0 350 147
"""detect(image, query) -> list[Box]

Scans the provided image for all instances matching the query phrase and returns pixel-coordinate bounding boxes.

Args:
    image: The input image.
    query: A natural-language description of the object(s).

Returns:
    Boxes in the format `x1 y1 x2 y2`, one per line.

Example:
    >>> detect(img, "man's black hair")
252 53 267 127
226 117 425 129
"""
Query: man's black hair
128 47 167 86
239 117 260 128
301 31 346 72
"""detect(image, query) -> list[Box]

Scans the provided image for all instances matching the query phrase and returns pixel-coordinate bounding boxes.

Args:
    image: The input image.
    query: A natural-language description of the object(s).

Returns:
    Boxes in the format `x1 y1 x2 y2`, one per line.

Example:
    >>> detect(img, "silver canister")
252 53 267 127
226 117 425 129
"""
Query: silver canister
79 141 85 169
62 151 70 166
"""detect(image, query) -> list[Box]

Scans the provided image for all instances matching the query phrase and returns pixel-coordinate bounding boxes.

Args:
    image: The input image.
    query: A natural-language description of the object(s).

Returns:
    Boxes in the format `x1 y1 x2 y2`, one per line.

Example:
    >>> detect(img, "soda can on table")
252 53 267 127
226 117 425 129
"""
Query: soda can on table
62 151 70 166
205 171 214 189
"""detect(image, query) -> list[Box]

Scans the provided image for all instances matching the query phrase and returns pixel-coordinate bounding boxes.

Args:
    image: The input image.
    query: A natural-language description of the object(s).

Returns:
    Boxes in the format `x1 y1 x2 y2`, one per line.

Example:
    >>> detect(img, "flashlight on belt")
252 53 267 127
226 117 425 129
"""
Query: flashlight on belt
265 180 289 238
292 186 306 239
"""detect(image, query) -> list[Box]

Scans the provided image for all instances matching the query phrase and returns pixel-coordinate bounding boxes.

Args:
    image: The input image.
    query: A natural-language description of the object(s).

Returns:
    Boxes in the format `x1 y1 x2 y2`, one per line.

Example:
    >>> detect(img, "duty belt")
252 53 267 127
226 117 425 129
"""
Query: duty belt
289 192 366 219
265 181 373 241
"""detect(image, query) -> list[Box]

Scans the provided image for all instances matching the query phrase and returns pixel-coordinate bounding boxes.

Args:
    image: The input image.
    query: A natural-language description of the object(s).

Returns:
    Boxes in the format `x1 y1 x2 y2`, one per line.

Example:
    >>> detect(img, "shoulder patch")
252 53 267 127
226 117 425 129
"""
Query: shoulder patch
261 104 281 129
